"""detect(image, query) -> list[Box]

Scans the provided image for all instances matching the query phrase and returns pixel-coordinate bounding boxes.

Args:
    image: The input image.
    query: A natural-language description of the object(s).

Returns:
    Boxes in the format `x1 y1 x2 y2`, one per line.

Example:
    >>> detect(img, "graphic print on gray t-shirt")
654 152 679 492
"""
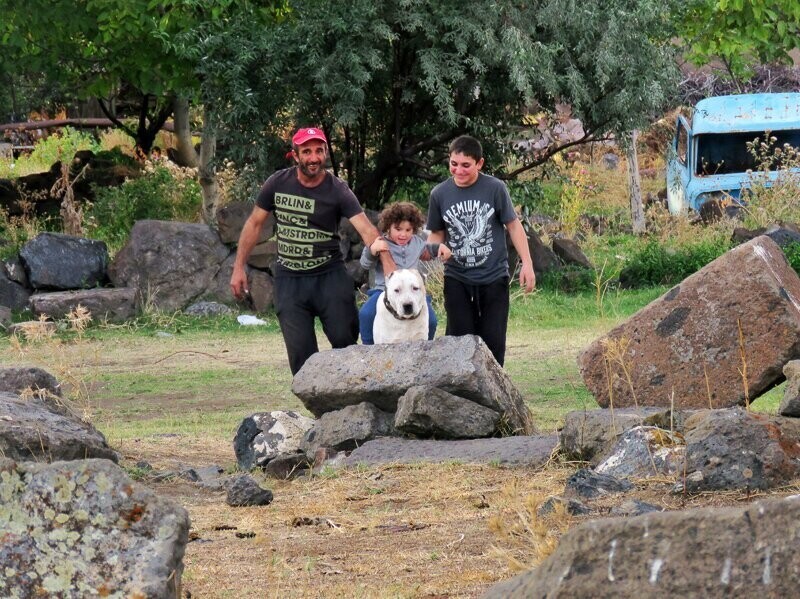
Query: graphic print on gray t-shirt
443 200 496 268
428 173 516 285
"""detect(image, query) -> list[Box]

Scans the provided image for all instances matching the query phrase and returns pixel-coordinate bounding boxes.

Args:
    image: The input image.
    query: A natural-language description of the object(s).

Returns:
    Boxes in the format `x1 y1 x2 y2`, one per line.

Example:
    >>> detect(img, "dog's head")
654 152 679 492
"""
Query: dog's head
385 268 426 319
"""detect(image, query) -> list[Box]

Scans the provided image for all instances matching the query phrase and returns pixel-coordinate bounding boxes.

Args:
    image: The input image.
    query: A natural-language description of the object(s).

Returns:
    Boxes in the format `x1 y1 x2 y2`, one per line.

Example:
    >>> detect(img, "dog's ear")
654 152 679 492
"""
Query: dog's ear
386 270 396 281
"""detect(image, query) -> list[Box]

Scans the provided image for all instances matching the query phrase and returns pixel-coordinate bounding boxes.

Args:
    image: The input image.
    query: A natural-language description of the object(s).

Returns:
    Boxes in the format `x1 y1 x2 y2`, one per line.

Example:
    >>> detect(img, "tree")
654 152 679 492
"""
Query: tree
0 1 285 156
678 0 800 85
192 0 680 208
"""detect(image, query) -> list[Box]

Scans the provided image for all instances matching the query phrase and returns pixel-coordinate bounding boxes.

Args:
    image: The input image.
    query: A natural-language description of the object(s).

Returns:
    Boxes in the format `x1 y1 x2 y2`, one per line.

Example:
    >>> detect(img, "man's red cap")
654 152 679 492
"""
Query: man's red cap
292 127 327 146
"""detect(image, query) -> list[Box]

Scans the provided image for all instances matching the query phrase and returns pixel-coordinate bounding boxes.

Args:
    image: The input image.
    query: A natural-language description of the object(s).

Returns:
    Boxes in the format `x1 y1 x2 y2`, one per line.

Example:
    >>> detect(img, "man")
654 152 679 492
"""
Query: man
230 126 390 375
427 135 535 366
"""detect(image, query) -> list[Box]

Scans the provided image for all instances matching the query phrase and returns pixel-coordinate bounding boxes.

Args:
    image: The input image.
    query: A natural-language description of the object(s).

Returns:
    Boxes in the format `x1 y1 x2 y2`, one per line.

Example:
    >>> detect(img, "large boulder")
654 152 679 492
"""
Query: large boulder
0 392 117 462
559 407 674 463
578 236 800 409
0 271 30 310
202 253 273 312
394 385 501 439
292 336 536 434
342 434 559 468
216 201 275 245
108 220 230 311
301 402 395 455
234 410 315 471
779 360 800 417
552 237 593 269
678 408 800 492
0 366 61 397
29 287 138 323
19 232 109 290
0 458 189 598
482 495 800 598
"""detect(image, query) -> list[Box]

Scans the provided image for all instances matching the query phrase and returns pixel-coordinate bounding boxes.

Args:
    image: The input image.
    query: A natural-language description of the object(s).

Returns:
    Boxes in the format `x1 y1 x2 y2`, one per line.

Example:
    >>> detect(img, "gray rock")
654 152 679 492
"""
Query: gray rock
537 496 591 517
234 410 315 471
184 301 234 317
509 227 560 281
579 236 800 409
560 407 672 463
0 271 30 310
20 232 109 290
595 426 684 479
481 495 800 598
602 152 620 170
226 474 274 507
201 253 274 312
216 201 274 245
0 392 117 462
780 360 800 417
394 385 501 439
263 453 309 480
292 336 536 434
108 220 230 311
552 237 593 269
342 434 559 468
3 255 28 286
0 365 61 398
765 224 800 248
245 239 278 271
563 468 632 500
610 498 662 517
0 305 11 329
0 458 189 598
301 402 395 456
678 408 800 492
29 287 137 323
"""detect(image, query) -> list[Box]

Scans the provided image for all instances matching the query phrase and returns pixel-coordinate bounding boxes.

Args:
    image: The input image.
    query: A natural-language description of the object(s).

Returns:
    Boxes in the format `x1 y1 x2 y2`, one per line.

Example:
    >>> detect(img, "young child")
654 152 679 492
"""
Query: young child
359 201 451 344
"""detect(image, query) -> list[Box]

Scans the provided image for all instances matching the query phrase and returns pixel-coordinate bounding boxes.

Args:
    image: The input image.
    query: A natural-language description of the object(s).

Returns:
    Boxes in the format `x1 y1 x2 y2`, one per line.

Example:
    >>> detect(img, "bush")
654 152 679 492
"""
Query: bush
85 162 201 252
619 236 732 288
28 127 101 168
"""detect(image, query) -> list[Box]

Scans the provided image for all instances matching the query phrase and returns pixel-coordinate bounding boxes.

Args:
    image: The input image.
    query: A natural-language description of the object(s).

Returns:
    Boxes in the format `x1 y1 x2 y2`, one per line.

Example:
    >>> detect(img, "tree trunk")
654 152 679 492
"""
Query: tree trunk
198 107 221 226
171 97 199 168
626 129 645 235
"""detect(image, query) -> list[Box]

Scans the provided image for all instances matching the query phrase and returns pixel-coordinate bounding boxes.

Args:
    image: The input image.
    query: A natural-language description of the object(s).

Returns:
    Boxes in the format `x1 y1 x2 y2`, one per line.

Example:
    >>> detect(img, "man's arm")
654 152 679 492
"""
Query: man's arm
350 212 397 275
230 206 271 299
506 218 536 293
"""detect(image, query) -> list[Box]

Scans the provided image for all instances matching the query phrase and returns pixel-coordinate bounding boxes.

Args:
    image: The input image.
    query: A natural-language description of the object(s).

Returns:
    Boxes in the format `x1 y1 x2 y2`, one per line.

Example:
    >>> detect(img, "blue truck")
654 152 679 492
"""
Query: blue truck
666 93 800 214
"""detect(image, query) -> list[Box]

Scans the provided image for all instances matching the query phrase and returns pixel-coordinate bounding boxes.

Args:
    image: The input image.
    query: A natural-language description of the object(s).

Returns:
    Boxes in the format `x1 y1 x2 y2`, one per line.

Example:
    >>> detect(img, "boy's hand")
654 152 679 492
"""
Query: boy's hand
438 244 452 261
370 237 388 256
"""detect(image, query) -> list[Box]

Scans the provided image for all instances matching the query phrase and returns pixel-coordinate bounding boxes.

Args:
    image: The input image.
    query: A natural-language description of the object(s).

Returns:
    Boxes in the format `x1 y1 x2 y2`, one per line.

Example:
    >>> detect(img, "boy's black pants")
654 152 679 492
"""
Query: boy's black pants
444 276 510 366
274 266 359 375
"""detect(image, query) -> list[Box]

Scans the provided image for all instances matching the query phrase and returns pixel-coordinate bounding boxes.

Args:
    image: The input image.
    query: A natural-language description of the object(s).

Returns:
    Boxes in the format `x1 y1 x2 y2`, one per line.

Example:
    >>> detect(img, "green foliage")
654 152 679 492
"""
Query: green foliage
740 135 800 229
28 127 101 168
86 164 201 252
508 179 564 218
191 0 679 207
782 242 800 275
619 236 733 287
678 0 800 79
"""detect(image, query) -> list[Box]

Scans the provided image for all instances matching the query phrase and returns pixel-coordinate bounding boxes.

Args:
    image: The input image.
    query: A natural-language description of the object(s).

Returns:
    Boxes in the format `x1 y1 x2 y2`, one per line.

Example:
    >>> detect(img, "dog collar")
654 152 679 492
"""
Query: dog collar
383 291 422 321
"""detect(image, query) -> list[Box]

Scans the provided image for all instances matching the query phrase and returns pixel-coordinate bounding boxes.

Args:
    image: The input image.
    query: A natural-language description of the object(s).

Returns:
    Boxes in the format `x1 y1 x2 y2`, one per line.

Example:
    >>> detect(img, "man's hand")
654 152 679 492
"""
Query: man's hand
437 244 452 261
370 237 388 256
230 264 249 300
519 261 536 293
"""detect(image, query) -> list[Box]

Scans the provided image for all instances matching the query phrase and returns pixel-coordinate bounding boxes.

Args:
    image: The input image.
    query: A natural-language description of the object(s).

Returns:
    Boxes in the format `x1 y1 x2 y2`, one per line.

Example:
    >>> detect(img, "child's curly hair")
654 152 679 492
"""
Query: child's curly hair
377 201 426 234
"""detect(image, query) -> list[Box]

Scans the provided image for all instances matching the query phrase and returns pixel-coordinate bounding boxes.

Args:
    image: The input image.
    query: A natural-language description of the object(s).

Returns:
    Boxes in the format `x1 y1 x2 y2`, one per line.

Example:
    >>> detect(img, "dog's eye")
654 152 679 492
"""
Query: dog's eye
393 288 401 294
412 286 420 291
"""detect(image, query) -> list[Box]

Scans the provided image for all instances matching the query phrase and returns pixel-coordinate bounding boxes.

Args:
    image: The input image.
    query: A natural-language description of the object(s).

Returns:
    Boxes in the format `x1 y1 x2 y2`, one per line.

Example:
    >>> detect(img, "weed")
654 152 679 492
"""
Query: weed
740 135 800 228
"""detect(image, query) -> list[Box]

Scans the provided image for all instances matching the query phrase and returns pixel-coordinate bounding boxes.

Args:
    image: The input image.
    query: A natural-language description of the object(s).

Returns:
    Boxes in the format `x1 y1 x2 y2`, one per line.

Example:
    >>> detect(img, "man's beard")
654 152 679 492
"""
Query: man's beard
298 161 322 178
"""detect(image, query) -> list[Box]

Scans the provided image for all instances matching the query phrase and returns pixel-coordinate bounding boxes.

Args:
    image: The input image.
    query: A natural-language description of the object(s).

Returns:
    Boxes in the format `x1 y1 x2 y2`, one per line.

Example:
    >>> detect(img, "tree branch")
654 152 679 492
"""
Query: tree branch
97 97 136 138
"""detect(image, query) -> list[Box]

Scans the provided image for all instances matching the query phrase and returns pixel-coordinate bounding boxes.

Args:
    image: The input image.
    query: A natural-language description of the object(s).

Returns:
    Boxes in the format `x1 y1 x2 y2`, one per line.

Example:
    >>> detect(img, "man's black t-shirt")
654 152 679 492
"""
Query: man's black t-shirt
256 168 363 276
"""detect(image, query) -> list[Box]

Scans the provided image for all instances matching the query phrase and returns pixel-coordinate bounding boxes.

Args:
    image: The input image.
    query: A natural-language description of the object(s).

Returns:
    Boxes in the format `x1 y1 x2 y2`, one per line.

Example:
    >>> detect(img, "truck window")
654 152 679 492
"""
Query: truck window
696 130 800 176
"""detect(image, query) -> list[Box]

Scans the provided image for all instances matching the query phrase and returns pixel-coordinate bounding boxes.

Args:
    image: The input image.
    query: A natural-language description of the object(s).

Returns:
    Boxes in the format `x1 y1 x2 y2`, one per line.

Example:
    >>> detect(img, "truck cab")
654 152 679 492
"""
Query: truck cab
666 93 800 214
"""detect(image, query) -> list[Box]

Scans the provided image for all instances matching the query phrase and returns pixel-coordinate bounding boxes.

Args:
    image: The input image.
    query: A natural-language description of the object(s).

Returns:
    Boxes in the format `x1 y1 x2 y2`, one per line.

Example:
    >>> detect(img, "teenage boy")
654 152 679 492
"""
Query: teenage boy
231 126 391 375
426 135 535 366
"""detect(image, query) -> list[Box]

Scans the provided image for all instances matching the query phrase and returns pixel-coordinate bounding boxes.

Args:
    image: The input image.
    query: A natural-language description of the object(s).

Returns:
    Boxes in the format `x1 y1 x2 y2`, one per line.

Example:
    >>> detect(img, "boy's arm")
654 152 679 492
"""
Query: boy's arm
506 218 536 293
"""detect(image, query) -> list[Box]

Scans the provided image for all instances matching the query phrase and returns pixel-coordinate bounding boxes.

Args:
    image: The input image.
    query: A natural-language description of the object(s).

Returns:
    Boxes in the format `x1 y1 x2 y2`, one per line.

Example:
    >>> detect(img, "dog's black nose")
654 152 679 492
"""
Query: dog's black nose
402 303 414 315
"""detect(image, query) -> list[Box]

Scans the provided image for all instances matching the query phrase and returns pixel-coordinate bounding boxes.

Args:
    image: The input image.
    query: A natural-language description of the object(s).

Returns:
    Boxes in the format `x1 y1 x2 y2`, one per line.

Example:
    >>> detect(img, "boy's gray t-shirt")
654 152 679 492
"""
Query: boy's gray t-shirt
427 172 517 285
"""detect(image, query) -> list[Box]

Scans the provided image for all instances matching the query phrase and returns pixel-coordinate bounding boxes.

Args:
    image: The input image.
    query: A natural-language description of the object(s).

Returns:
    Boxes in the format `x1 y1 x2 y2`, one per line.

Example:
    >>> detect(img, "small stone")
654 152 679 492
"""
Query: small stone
537 496 591 517
609 499 661 517
563 469 632 500
226 474 274 507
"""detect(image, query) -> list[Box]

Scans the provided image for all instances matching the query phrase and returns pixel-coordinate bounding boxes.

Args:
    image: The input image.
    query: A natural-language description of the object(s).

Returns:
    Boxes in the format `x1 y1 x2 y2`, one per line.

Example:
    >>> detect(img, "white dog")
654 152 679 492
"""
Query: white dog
373 268 429 344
